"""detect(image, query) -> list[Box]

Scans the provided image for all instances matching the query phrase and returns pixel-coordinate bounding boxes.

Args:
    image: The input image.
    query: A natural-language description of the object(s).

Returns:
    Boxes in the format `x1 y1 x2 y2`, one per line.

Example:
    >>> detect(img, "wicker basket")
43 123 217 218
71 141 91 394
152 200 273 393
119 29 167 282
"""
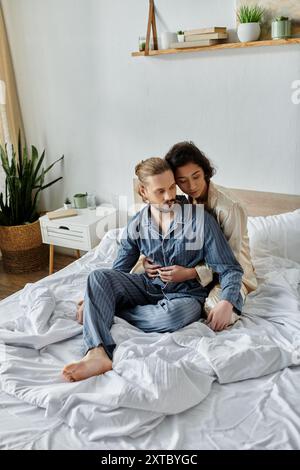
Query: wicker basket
0 219 48 273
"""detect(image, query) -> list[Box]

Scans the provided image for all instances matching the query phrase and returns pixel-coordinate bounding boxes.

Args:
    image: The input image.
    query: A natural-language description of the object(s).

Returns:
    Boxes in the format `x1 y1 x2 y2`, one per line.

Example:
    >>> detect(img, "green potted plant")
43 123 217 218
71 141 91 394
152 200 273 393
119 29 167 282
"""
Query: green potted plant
272 16 291 39
177 30 185 43
0 134 64 273
237 4 264 42
73 193 87 209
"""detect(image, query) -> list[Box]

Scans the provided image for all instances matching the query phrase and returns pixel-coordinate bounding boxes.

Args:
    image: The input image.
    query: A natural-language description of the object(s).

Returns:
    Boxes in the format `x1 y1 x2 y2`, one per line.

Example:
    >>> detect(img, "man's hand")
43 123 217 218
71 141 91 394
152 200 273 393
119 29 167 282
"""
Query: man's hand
76 299 84 324
143 257 162 278
206 300 234 331
158 265 198 283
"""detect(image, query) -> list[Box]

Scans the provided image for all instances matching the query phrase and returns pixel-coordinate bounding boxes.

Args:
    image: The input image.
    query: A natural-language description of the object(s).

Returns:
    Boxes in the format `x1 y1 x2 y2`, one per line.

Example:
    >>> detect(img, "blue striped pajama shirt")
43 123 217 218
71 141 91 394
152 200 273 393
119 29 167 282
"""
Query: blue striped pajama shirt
83 202 243 359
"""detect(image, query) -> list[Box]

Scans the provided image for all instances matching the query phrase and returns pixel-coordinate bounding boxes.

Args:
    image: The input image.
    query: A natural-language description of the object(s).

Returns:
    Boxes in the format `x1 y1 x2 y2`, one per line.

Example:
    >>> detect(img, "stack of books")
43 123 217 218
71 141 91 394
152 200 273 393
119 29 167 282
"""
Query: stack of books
171 27 228 49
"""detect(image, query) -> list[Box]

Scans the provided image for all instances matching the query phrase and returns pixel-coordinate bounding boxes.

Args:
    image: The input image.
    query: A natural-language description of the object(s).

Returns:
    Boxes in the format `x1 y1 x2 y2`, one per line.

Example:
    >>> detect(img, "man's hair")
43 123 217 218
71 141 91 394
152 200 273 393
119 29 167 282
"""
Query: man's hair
135 157 171 185
135 157 172 202
165 141 216 182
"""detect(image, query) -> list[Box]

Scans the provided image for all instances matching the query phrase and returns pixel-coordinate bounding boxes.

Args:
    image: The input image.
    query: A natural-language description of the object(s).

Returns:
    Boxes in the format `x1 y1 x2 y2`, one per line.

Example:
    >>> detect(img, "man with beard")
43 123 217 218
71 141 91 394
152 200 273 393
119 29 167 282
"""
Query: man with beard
62 157 243 382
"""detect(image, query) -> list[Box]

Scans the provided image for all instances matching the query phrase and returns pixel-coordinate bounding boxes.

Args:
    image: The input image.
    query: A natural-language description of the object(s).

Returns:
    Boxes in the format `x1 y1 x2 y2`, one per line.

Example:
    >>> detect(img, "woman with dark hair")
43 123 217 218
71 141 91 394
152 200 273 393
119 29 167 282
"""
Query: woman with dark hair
65 157 243 381
144 141 257 326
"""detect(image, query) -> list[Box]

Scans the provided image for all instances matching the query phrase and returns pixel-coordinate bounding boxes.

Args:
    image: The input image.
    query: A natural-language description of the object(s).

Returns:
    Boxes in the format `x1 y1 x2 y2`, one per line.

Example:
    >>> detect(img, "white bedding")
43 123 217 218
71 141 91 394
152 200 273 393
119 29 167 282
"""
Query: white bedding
0 226 300 450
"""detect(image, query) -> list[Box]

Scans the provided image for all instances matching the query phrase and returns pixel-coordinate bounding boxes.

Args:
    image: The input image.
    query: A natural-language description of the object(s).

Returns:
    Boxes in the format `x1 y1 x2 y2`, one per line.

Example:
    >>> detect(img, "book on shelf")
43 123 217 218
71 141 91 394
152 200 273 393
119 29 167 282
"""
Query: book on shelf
170 39 219 49
184 27 227 37
185 32 228 42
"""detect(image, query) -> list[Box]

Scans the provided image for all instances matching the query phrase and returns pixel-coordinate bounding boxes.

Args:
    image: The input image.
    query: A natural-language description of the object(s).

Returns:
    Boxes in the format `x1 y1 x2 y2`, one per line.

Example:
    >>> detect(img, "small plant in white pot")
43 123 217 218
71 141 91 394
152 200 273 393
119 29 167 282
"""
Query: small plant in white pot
272 16 291 39
64 197 72 210
237 4 264 42
177 30 185 42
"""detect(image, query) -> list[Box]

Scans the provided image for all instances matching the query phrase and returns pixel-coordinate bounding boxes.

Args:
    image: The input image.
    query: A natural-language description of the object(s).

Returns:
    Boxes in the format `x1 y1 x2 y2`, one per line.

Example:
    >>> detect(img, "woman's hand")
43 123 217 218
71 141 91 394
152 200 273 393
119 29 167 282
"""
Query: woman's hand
206 300 234 331
158 265 198 283
76 299 84 324
143 257 162 278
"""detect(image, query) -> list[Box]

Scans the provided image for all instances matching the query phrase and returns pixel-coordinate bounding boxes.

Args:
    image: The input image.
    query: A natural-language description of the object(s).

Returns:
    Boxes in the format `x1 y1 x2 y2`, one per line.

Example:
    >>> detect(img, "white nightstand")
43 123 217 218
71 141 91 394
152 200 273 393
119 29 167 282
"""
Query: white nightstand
39 206 117 274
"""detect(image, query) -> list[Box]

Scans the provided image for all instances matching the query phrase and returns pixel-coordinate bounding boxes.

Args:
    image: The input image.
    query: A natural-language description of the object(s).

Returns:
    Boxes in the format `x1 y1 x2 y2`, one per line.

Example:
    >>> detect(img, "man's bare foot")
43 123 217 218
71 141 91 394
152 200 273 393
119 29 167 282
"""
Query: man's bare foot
62 346 112 382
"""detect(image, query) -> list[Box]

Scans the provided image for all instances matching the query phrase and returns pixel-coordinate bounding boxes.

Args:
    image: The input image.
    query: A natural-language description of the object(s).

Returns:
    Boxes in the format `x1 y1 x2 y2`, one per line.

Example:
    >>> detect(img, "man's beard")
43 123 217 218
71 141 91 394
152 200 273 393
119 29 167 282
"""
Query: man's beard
153 200 175 213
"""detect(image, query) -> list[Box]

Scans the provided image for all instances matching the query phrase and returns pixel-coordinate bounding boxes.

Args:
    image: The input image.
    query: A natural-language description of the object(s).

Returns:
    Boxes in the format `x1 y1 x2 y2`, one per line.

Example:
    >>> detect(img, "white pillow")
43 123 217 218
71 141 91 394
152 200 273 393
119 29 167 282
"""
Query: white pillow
247 209 300 263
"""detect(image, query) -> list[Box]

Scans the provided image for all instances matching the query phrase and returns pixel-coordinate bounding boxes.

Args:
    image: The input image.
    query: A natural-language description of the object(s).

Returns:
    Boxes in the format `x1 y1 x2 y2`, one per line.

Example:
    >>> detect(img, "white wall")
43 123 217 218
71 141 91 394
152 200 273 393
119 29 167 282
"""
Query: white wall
2 0 300 213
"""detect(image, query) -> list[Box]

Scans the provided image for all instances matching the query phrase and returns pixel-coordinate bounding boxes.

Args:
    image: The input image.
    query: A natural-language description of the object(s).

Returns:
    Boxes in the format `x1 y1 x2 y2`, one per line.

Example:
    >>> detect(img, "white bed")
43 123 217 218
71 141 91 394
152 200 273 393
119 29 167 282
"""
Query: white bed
0 207 300 450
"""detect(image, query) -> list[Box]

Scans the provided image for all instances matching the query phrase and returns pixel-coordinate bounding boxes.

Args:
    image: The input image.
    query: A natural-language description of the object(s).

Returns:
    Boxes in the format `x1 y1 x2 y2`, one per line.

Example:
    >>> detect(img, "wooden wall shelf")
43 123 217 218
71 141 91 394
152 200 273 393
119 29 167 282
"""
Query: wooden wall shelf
132 38 300 57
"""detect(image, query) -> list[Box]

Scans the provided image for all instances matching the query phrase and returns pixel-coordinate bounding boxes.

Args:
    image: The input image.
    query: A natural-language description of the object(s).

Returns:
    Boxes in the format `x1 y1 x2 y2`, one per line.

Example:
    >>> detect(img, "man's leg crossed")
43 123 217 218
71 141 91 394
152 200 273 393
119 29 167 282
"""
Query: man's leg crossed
83 269 161 358
119 296 202 333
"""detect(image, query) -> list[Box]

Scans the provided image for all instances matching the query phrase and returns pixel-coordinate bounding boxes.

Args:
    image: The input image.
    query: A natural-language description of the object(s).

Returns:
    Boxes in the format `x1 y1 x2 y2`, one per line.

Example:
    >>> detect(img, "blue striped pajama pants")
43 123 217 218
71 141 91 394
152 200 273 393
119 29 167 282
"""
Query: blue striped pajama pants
83 269 202 359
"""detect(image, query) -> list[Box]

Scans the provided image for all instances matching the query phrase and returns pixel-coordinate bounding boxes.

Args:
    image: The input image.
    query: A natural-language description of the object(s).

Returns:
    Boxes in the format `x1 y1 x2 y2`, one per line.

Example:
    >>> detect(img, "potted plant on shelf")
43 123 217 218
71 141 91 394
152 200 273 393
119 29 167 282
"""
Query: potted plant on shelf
271 16 291 39
73 193 87 209
0 135 64 273
237 4 264 42
177 30 185 42
64 197 72 209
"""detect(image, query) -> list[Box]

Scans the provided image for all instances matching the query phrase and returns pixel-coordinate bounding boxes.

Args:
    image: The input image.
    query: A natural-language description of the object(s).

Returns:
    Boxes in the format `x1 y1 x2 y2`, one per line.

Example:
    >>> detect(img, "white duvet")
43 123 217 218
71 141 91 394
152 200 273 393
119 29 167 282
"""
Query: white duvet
0 228 300 448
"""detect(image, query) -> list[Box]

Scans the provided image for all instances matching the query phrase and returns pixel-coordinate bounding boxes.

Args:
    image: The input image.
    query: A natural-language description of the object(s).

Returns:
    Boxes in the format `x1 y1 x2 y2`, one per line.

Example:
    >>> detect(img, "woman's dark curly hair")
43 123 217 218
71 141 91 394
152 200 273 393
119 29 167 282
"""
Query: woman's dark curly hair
164 141 216 183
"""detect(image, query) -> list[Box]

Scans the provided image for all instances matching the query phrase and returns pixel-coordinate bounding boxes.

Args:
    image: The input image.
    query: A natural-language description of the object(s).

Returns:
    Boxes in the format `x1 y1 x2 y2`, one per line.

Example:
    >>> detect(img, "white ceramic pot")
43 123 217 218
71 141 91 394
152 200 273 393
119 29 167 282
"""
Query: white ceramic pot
237 23 261 42
177 34 185 43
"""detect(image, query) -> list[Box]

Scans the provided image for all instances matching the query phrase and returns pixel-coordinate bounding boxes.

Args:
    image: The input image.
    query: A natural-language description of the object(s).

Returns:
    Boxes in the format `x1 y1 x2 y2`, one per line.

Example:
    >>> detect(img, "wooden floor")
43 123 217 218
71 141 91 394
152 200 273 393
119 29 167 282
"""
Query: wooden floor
0 254 75 301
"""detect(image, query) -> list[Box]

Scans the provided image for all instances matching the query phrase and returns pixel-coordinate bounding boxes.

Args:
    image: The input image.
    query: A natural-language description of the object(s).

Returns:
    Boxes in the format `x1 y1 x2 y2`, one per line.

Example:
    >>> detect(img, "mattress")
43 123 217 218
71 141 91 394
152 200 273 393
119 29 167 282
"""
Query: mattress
0 225 300 450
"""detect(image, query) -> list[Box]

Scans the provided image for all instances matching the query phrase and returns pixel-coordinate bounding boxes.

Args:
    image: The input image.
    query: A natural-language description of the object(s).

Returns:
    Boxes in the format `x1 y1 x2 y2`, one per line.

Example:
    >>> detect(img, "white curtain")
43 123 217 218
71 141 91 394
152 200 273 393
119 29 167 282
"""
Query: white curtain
0 3 24 170
0 4 24 260
0 80 11 193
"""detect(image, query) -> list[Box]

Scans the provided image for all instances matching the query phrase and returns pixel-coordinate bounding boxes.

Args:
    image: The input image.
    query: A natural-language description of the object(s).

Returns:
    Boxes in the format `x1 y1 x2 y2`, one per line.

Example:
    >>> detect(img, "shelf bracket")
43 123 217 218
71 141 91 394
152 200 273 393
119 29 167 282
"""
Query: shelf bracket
145 0 158 56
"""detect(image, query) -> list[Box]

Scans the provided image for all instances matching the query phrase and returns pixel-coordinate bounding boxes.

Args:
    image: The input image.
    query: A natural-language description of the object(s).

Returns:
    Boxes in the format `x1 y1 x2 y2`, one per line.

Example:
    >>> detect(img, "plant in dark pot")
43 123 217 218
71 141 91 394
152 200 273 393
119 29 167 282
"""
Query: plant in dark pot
0 134 64 273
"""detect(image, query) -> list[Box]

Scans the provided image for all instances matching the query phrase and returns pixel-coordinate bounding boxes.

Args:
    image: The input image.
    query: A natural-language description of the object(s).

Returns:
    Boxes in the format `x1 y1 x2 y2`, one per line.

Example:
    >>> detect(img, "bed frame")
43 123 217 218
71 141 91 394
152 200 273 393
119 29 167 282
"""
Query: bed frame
223 188 300 217
133 179 300 217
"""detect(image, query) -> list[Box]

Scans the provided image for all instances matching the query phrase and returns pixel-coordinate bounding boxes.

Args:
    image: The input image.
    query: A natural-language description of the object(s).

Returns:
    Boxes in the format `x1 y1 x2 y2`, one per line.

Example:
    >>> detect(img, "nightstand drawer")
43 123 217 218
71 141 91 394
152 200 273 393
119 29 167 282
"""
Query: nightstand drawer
39 206 117 274
42 224 90 250
46 225 86 239
40 206 117 253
